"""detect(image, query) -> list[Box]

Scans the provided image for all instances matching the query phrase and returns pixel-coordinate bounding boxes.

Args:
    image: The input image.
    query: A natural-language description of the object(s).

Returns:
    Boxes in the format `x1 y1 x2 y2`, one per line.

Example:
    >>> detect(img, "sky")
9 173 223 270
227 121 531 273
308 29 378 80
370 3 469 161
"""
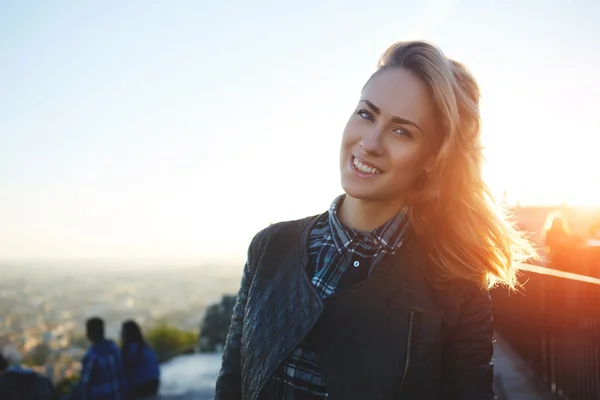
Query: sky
1 0 599 263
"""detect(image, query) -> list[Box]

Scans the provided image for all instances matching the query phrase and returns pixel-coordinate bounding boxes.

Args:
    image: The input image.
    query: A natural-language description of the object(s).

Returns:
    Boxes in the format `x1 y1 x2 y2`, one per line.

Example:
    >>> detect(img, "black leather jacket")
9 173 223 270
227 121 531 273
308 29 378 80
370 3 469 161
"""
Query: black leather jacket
215 214 495 400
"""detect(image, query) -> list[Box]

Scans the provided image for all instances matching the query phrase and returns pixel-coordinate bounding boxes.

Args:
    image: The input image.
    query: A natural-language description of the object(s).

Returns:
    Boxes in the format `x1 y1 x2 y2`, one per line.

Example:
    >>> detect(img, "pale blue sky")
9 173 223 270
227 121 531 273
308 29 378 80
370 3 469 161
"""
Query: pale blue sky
1 0 599 262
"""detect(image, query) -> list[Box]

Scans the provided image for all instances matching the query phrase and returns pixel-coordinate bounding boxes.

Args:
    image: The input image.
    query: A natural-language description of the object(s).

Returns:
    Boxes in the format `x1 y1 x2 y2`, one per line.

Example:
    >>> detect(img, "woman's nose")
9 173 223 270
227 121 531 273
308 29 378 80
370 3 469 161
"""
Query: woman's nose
359 125 384 155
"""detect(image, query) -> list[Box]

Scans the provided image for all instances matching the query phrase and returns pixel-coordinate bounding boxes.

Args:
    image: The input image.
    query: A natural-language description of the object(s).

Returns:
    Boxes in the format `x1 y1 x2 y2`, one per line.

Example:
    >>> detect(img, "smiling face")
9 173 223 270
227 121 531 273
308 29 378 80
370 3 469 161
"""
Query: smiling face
340 67 437 206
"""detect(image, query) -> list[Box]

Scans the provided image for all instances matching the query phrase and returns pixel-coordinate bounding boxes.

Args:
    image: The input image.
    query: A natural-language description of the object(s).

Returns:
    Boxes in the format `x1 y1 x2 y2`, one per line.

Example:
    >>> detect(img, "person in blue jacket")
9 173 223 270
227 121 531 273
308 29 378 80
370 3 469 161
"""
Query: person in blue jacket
71 317 128 400
120 320 160 398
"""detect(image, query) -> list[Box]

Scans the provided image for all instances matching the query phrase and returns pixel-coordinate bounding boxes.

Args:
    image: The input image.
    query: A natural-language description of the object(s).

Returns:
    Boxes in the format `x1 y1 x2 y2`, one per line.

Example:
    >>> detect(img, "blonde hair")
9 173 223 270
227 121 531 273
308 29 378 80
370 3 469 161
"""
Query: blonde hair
374 41 539 289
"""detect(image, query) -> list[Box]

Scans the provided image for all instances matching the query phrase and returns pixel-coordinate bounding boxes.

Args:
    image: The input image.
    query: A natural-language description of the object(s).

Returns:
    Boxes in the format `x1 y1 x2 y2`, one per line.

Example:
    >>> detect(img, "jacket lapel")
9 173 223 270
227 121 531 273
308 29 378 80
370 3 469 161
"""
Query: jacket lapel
243 214 325 399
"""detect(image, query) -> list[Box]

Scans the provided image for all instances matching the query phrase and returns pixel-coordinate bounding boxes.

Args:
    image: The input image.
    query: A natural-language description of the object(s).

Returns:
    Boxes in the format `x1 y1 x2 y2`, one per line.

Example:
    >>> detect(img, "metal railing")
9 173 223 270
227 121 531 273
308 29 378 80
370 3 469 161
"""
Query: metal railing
492 263 600 400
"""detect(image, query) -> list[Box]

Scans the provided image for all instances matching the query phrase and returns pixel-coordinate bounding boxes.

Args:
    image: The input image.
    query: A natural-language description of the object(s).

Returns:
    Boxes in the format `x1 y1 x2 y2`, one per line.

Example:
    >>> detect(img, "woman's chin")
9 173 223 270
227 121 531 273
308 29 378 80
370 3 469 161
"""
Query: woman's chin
341 181 381 201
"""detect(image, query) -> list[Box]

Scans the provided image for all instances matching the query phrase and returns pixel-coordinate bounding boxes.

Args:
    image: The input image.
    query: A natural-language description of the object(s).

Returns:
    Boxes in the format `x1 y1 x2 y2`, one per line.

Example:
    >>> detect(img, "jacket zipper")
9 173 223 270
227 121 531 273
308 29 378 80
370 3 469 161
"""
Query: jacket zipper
397 308 420 400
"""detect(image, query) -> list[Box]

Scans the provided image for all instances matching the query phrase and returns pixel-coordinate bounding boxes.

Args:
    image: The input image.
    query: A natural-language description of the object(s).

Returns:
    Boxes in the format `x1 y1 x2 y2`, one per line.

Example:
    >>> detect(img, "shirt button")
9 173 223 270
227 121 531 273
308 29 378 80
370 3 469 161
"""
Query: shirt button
353 261 360 267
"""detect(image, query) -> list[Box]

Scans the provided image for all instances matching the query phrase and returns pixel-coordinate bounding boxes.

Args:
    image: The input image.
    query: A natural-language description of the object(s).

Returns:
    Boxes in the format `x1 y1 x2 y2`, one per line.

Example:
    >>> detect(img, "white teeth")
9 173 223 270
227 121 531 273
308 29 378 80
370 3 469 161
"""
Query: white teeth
353 157 381 174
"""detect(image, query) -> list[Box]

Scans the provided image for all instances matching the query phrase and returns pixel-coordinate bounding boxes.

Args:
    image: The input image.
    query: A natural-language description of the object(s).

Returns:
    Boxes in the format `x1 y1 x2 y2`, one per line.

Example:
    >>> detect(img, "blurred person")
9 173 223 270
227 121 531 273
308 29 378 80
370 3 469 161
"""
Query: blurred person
541 211 575 272
70 317 128 400
120 320 160 398
0 349 57 400
215 41 538 399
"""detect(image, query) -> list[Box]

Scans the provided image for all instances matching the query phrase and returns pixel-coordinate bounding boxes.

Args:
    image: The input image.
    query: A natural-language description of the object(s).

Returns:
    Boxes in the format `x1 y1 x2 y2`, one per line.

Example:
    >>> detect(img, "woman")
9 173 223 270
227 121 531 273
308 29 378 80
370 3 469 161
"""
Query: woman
215 41 538 400
120 320 160 399
541 211 575 272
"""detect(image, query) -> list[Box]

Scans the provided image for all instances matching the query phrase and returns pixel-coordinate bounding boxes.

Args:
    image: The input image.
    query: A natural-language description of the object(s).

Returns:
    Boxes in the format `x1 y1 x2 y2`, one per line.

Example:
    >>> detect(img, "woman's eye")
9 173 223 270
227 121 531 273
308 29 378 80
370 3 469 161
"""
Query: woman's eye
393 127 412 138
356 109 374 121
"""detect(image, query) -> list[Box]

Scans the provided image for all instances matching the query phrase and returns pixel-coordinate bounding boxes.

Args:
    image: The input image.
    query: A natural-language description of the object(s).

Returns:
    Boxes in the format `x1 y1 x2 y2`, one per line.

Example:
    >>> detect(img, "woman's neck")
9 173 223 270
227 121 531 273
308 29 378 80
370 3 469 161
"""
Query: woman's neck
337 194 406 232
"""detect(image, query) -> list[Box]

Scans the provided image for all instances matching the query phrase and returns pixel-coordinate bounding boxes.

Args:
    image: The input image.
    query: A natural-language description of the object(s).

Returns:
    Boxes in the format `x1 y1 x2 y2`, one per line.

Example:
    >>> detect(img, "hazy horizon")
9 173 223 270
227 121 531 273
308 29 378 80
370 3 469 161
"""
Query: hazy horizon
0 257 245 270
2 0 599 262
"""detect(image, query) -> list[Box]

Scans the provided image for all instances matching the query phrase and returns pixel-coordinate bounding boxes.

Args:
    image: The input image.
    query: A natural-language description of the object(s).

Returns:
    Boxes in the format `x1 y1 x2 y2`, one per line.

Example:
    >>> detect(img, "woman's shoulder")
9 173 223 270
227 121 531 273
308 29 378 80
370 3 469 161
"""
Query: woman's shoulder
248 213 325 255
428 275 491 329
143 346 159 362
257 213 324 238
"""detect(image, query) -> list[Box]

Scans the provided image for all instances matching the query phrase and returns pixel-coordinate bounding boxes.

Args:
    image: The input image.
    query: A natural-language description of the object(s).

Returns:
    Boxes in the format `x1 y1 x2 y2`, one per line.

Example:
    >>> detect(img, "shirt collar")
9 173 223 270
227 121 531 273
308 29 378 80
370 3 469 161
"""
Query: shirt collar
328 195 358 253
327 194 409 254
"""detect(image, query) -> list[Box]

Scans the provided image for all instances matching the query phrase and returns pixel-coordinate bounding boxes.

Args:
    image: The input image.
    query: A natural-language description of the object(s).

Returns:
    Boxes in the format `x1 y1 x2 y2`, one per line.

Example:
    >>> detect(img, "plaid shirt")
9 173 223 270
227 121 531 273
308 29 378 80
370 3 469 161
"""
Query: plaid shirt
271 195 409 398
72 339 128 400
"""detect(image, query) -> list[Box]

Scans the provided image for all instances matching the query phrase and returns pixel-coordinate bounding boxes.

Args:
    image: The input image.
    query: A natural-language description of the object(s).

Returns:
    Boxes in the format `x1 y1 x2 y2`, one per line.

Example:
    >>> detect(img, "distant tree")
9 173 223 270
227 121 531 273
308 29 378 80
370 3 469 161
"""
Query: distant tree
146 323 197 362
198 295 236 353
